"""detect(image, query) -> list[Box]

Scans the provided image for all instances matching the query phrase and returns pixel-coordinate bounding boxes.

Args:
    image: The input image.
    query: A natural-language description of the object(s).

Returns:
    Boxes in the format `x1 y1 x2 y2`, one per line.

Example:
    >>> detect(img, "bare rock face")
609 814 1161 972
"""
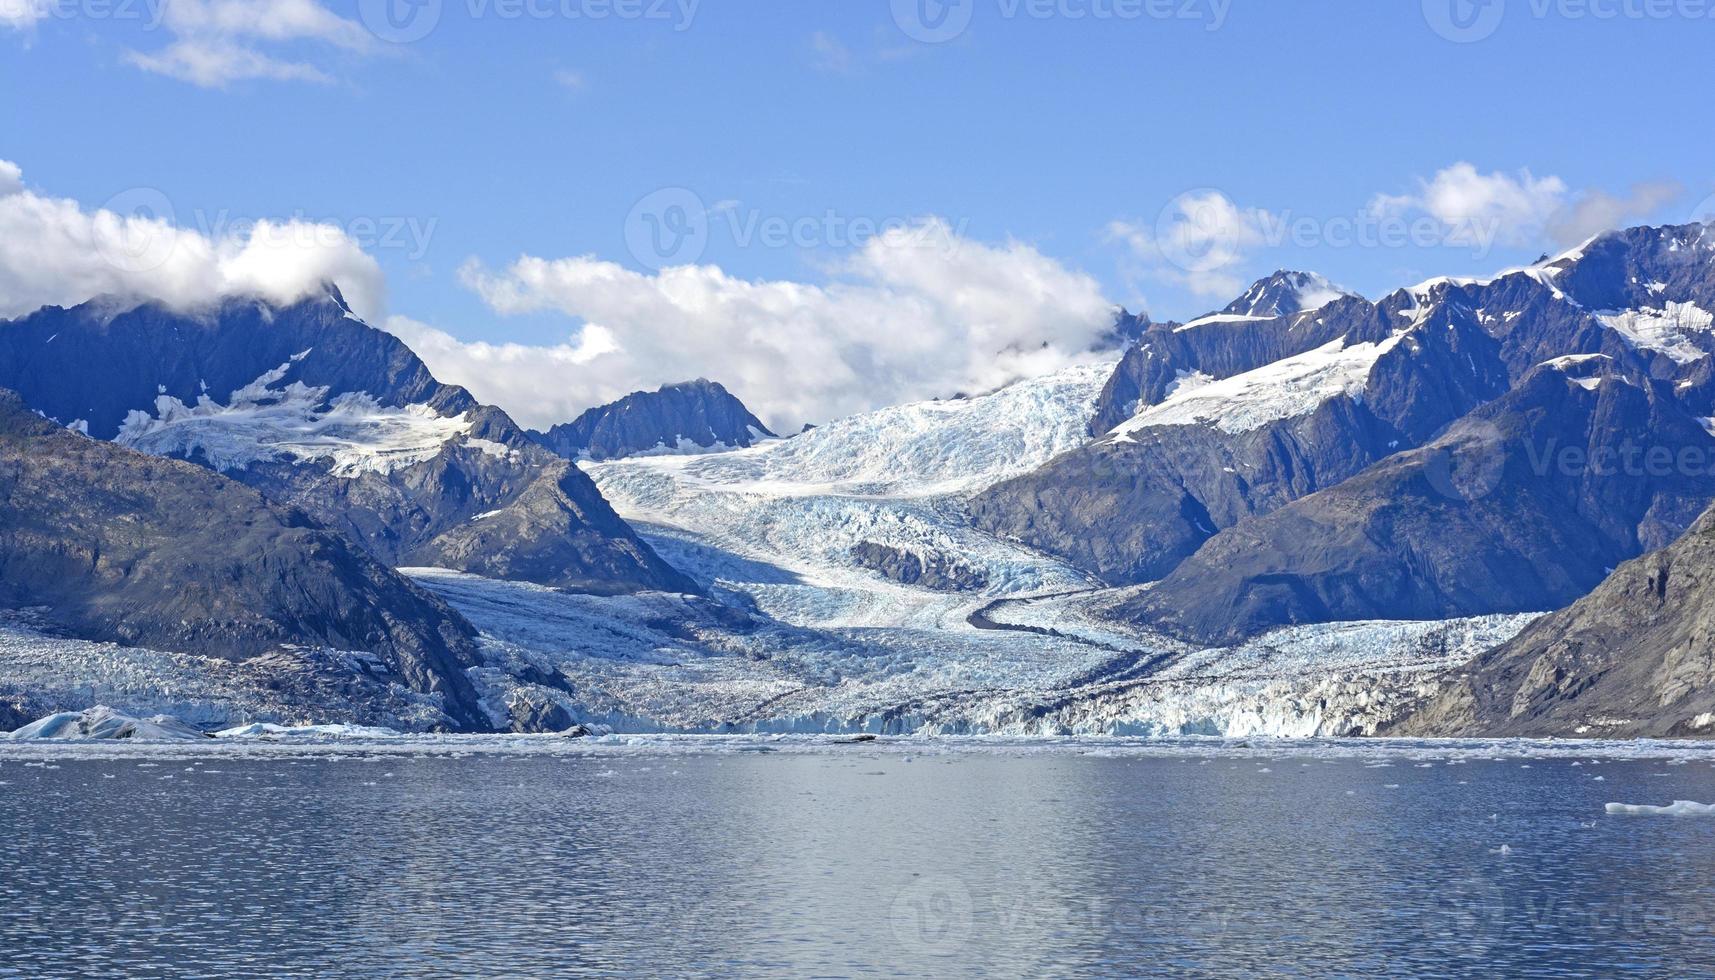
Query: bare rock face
0 289 694 596
533 379 775 461
1392 505 1715 738
974 284 1507 584
1118 358 1715 645
0 390 492 730
848 542 989 592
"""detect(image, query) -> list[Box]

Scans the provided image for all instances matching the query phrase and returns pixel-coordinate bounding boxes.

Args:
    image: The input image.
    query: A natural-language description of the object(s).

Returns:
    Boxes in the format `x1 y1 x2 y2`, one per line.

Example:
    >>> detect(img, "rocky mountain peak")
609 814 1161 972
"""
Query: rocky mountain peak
1222 270 1356 319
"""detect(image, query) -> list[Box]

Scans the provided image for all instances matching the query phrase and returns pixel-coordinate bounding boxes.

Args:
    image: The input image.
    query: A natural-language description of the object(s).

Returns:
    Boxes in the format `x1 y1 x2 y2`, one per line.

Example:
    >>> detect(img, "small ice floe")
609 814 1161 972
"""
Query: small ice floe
214 722 401 740
1605 800 1715 817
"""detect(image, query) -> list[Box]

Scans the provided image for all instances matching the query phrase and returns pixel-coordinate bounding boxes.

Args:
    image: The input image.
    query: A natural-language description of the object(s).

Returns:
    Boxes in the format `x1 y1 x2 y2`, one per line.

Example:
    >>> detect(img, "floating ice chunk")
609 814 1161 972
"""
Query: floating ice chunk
213 722 403 740
4 706 207 741
1604 800 1715 816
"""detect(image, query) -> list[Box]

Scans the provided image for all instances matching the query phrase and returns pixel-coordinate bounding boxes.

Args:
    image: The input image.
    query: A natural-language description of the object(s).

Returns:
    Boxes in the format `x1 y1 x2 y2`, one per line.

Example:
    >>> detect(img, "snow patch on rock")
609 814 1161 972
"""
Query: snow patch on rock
115 361 473 476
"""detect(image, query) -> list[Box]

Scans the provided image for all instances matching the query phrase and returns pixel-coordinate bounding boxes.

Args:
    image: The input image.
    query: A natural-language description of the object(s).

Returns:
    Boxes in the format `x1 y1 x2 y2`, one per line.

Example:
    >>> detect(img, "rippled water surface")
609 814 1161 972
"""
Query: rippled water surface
2 745 1714 977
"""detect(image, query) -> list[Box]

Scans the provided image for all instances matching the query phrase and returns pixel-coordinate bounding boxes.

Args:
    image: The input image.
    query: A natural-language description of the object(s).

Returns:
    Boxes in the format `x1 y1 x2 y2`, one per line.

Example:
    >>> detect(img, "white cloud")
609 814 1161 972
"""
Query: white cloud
0 159 385 321
1109 190 1275 299
121 0 374 87
1369 162 1567 250
126 39 335 85
1546 180 1682 247
436 219 1113 432
552 68 586 92
1371 163 1684 252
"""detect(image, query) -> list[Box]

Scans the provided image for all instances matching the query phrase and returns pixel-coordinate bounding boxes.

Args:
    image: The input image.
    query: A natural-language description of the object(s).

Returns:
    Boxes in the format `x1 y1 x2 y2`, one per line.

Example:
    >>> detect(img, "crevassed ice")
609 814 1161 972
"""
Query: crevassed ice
596 358 1116 498
1596 302 1715 365
116 362 474 476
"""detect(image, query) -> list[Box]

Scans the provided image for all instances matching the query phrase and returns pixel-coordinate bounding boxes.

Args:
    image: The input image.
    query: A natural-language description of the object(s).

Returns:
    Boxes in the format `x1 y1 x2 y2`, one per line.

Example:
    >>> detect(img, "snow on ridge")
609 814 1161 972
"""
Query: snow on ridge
1174 313 1272 332
115 361 475 476
1109 334 1402 438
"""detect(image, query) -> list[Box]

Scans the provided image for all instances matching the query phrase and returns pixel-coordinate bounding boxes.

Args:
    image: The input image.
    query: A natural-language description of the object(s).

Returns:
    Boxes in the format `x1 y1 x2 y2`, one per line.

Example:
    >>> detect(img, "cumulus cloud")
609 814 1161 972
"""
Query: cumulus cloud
120 0 374 87
1368 162 1567 249
1371 163 1684 252
0 159 385 321
1108 190 1275 299
427 219 1114 432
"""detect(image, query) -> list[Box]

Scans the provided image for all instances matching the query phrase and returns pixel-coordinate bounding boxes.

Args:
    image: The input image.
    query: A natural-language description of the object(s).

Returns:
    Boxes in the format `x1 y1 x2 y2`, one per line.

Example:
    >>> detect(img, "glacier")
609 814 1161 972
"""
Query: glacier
391 360 1538 737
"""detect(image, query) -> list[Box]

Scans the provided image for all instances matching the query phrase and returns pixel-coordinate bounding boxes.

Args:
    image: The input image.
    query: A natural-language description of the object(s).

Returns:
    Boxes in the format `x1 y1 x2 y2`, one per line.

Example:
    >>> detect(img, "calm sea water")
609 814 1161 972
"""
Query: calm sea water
1 745 1713 978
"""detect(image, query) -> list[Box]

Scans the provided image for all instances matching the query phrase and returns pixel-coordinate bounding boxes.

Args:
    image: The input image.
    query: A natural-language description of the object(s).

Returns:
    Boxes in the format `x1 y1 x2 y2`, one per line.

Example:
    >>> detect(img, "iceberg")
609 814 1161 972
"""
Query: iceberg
4 706 208 741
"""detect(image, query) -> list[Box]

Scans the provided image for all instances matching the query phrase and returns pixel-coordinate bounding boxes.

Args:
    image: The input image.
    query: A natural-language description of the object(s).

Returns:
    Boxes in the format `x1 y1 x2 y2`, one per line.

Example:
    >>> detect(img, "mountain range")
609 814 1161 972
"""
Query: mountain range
4 222 1715 737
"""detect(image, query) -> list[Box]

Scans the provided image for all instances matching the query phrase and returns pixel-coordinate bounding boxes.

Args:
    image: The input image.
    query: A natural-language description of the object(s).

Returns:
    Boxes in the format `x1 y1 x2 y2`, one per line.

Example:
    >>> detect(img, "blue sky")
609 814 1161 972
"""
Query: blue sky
5 0 1715 425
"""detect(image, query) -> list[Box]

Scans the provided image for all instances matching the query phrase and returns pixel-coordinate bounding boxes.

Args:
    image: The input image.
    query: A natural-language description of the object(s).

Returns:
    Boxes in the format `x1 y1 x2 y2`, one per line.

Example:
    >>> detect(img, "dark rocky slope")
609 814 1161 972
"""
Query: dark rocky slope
1118 357 1715 645
0 390 490 730
1392 503 1715 738
533 379 774 461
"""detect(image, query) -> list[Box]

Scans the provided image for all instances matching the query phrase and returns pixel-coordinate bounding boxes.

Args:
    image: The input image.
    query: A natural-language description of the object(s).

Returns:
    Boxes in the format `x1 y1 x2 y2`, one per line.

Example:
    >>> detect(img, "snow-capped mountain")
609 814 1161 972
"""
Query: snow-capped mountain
1221 269 1357 319
972 274 1505 582
0 390 489 731
1119 354 1715 644
532 378 775 461
0 287 694 595
981 226 1715 606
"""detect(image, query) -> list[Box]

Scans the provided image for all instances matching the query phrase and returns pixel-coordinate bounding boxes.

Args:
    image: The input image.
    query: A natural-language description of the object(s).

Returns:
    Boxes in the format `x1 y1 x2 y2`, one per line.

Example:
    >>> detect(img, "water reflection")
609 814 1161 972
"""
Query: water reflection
0 752 1712 977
